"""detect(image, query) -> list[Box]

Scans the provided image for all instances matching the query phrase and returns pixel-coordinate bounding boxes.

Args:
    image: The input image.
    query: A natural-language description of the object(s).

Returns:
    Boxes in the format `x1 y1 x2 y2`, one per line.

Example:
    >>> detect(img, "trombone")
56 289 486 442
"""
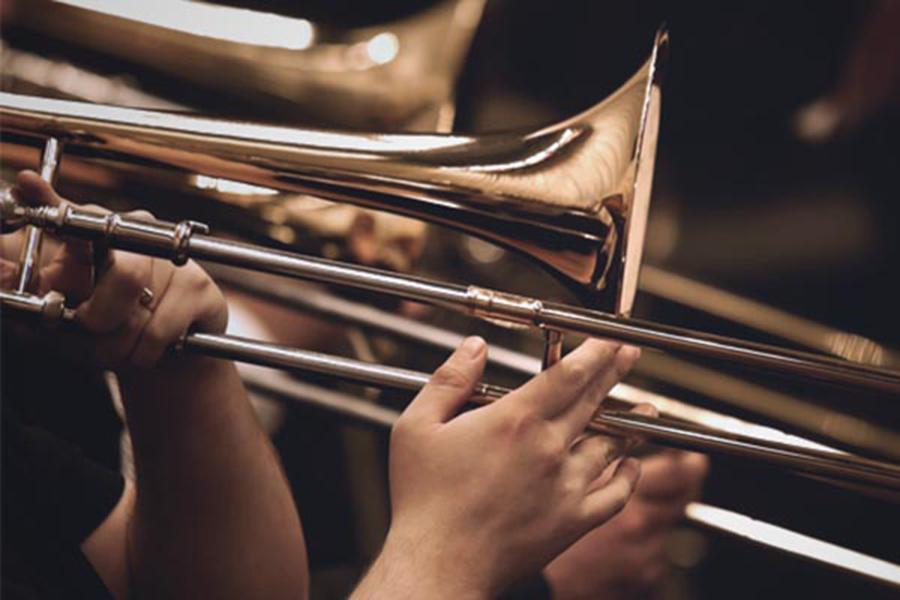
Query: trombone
2 197 900 492
1 29 899 443
1 31 899 395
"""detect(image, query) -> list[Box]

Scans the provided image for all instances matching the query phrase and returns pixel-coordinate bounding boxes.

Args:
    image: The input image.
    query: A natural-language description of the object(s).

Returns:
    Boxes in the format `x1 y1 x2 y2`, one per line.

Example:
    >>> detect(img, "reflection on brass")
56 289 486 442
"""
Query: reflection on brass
0 30 666 316
0 30 665 313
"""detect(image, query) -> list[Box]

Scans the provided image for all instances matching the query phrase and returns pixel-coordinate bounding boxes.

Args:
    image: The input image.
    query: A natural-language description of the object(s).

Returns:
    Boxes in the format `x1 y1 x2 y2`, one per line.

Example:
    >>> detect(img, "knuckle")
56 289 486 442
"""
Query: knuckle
535 430 566 473
560 359 590 388
540 428 568 458
430 363 472 390
498 409 539 439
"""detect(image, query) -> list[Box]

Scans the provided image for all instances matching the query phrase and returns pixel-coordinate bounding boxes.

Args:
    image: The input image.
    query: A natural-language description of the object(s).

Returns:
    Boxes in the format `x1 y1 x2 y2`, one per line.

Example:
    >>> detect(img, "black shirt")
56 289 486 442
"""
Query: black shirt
2 414 123 599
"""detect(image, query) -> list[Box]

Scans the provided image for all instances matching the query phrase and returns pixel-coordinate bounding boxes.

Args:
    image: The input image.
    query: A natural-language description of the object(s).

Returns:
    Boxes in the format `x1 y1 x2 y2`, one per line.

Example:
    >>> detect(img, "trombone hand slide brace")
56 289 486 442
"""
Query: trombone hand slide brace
2 288 899 492
3 196 900 395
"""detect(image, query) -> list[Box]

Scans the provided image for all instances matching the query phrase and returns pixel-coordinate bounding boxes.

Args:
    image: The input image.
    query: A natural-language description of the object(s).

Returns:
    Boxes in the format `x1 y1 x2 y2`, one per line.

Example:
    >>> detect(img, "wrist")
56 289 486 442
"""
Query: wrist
354 528 491 600
117 357 244 428
118 354 230 394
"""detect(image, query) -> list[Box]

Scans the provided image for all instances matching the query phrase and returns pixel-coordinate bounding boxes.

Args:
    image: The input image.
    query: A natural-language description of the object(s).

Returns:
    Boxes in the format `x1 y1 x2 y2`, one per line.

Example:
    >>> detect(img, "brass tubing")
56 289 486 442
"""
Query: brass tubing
4 200 900 395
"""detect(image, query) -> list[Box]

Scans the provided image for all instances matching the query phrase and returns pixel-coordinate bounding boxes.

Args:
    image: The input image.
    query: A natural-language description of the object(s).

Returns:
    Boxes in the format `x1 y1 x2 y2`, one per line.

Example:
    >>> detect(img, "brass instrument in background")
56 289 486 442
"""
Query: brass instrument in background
6 0 485 128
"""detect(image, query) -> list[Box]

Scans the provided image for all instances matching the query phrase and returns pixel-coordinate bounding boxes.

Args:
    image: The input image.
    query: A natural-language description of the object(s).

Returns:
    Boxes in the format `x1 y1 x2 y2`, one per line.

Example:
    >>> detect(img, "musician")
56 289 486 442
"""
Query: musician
2 170 652 598
2 170 310 598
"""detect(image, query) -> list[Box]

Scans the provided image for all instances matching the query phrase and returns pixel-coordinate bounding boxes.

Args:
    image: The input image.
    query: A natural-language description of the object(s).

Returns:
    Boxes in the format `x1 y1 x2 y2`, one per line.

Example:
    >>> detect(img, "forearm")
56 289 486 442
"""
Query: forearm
119 357 308 599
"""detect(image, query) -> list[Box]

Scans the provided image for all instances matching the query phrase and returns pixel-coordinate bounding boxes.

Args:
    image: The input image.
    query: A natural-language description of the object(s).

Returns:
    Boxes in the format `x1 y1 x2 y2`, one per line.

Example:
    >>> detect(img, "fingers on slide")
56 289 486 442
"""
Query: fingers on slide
554 344 642 439
402 336 487 425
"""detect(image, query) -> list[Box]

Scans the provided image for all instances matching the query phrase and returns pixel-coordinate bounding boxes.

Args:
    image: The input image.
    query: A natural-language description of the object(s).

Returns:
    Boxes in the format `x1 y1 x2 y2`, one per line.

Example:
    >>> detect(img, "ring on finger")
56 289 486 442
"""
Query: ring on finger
139 286 155 309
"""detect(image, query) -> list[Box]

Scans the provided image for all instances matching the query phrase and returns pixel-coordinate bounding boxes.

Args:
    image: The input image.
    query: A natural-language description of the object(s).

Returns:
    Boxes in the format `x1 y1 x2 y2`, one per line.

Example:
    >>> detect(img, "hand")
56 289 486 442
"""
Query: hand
355 337 650 599
4 170 227 371
544 450 709 599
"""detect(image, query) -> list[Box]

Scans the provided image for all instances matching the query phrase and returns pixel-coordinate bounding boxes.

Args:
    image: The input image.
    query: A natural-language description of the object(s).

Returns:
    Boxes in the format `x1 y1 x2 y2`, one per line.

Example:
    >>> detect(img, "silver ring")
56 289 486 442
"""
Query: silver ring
139 287 155 308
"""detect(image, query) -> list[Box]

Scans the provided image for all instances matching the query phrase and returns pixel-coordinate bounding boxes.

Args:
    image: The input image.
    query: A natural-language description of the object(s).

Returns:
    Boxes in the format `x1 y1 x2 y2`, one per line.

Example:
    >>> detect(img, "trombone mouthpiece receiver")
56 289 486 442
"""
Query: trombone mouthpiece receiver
0 195 64 233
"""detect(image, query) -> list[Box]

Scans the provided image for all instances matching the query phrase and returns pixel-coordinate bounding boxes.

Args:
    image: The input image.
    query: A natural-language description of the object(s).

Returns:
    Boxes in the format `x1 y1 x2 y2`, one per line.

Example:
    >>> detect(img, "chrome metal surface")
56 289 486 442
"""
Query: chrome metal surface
2 287 897 489
183 331 501 404
204 264 868 459
14 137 62 292
5 199 900 396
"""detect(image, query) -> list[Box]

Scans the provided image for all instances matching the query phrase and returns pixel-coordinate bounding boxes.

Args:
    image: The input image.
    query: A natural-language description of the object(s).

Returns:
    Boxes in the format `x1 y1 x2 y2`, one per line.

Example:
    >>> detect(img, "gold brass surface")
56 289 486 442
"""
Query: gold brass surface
0 29 666 316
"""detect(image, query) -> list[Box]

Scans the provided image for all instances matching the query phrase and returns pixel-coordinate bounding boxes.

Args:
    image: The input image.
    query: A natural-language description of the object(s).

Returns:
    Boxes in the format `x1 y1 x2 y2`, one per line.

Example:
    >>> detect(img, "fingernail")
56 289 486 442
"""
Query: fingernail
461 336 486 358
633 403 658 417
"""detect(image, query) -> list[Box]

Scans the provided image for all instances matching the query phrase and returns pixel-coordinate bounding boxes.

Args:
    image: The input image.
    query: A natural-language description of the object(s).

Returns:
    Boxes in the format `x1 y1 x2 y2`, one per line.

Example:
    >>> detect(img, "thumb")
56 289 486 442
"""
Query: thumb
402 336 487 425
15 171 94 302
15 170 65 207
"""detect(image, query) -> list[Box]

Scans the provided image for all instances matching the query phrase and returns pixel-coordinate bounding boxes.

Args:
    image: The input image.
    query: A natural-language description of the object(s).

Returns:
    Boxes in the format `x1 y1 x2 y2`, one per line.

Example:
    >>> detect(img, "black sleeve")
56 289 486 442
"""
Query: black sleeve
3 416 124 543
502 573 553 600
2 414 124 599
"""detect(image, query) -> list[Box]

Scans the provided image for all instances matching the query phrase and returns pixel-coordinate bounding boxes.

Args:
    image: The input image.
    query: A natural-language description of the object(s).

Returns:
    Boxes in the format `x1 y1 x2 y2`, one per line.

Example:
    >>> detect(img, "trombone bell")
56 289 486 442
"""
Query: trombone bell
0 30 668 317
